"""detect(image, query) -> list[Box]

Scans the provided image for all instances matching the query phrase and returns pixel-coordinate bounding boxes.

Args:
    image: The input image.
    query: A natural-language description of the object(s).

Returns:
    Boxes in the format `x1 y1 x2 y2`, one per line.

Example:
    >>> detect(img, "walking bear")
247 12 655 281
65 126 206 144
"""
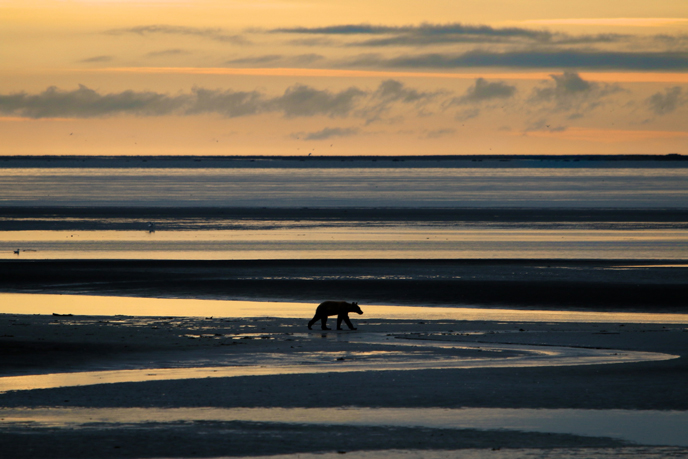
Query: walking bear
308 301 363 330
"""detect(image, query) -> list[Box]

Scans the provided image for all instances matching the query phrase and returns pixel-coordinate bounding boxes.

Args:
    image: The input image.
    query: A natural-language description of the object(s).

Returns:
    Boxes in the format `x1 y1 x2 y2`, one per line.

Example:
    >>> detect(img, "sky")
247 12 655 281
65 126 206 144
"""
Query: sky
1 0 688 156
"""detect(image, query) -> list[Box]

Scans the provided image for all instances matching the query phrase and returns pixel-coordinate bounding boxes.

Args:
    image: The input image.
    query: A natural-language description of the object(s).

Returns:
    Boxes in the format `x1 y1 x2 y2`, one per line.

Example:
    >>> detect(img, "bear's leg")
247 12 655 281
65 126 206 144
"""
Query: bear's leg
308 315 320 330
336 315 344 330
342 315 357 330
320 315 330 330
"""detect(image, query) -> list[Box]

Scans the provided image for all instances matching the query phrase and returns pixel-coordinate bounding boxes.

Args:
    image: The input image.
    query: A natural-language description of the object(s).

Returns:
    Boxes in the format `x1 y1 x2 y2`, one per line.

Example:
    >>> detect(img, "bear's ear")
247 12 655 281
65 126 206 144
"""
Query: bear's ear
353 302 358 306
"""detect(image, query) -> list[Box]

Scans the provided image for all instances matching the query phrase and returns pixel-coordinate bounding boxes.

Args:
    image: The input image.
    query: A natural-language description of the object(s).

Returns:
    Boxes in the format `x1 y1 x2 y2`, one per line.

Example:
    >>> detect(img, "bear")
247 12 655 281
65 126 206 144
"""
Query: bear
307 301 363 330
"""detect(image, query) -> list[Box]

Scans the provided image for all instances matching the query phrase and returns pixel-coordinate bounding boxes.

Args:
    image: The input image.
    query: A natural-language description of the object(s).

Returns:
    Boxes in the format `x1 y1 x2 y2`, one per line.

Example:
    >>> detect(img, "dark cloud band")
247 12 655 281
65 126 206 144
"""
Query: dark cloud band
272 23 628 47
0 81 417 120
359 50 688 70
106 25 249 45
272 23 550 40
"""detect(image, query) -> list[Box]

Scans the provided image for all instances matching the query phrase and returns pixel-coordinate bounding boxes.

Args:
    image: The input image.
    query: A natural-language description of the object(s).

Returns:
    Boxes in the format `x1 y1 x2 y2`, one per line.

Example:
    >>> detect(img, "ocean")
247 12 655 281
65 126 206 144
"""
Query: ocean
1 157 687 260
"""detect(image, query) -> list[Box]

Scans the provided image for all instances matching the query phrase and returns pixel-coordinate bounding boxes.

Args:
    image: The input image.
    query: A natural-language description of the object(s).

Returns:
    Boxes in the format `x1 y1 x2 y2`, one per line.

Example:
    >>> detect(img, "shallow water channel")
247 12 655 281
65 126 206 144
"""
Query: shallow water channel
1 293 687 449
1 406 687 447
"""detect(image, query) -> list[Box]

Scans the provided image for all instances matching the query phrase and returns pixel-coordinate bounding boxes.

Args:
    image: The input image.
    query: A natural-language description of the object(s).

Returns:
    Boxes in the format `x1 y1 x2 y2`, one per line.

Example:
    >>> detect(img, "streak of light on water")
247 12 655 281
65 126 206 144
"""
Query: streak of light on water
1 407 687 447
2 227 688 260
0 331 676 393
2 293 688 324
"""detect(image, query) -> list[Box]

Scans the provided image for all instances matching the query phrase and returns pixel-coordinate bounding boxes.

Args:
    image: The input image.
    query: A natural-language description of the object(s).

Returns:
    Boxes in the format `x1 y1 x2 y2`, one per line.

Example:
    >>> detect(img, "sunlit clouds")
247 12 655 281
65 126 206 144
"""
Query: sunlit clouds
0 75 625 121
518 18 688 27
1 0 688 155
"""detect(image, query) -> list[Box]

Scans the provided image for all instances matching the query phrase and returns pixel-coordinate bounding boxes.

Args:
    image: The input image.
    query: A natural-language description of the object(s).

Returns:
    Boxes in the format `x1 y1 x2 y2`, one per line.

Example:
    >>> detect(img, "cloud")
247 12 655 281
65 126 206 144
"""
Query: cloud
290 53 326 65
186 88 264 118
275 23 547 41
646 86 686 115
361 79 443 123
189 84 367 119
651 34 688 50
0 81 446 121
0 85 188 119
529 71 622 113
79 55 113 63
350 50 688 70
0 85 369 119
287 37 339 47
453 78 516 104
519 18 688 27
274 24 396 35
227 55 283 64
226 54 324 66
455 108 480 120
372 79 440 104
422 128 456 139
106 25 249 45
272 22 630 47
269 84 367 118
145 49 190 57
297 127 360 140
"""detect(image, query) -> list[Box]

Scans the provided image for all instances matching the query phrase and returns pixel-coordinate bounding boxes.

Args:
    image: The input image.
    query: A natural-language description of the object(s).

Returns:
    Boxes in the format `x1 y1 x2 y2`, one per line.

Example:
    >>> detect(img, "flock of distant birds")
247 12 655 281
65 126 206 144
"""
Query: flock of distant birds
10 222 156 256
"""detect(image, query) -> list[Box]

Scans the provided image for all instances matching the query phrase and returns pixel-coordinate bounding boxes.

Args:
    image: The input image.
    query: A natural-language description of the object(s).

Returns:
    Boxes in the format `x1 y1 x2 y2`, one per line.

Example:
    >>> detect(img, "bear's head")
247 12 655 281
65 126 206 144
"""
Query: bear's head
350 301 363 315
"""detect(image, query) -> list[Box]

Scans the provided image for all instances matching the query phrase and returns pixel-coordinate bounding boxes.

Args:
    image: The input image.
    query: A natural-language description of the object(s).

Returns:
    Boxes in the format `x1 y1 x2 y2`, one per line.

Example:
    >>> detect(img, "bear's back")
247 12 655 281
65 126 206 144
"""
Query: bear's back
317 301 351 316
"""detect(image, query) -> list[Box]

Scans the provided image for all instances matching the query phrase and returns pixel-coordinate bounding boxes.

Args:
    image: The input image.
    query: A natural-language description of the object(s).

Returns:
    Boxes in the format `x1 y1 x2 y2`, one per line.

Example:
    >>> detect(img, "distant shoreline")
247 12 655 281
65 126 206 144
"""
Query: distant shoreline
1 153 686 168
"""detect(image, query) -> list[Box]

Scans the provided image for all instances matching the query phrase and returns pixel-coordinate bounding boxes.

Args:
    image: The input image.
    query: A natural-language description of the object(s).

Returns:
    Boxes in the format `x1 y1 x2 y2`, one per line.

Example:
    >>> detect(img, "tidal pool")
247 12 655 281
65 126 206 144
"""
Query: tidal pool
1 406 686 447
0 331 675 393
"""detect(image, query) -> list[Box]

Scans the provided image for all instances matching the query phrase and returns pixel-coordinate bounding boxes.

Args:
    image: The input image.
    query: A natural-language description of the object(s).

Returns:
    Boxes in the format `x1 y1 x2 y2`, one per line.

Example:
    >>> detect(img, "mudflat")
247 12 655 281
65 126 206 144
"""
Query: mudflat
1 304 687 458
2 259 688 311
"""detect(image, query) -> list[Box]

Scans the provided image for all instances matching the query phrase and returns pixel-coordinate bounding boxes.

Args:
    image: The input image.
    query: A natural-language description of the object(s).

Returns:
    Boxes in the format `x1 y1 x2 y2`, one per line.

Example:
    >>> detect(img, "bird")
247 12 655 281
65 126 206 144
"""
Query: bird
147 222 156 233
13 249 20 255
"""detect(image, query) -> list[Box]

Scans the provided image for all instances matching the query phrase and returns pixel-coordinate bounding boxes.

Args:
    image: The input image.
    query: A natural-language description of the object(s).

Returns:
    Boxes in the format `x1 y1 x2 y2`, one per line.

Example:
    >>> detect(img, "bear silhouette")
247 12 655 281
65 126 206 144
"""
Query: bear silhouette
308 301 363 330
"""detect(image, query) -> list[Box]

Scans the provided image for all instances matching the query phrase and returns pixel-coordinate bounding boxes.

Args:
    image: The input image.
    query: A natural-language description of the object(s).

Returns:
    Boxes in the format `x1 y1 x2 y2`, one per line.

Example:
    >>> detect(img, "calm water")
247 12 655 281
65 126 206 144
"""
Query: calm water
3 407 685 447
1 165 687 260
2 227 688 259
1 167 688 207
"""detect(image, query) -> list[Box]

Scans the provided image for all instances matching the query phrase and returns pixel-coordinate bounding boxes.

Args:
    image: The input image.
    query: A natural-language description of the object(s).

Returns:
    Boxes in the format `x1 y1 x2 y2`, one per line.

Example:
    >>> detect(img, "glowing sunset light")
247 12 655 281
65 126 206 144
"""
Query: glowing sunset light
2 0 688 155
519 18 688 27
87 67 688 84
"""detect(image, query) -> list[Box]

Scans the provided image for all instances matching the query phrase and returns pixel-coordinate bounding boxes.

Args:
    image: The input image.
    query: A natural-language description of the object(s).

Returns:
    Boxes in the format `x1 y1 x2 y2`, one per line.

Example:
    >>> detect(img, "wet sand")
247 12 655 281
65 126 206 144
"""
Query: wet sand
1 233 687 457
1 304 687 458
2 259 687 311
2 159 687 456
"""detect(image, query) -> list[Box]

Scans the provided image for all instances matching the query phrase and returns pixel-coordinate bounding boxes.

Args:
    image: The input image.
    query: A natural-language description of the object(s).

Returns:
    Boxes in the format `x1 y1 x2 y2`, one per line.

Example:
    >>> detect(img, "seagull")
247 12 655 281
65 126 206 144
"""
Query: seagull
147 222 156 233
13 249 20 255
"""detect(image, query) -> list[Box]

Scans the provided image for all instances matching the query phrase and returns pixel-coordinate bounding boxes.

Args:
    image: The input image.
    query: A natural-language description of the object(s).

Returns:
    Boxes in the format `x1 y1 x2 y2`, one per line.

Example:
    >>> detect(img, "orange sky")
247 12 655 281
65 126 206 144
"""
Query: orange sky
1 0 688 155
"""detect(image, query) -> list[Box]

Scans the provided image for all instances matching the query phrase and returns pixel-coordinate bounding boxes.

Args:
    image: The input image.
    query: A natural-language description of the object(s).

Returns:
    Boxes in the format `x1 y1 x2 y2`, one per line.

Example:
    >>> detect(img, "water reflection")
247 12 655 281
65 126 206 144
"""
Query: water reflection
2 227 688 260
3 293 688 323
2 167 688 208
0 332 674 393
2 406 686 447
